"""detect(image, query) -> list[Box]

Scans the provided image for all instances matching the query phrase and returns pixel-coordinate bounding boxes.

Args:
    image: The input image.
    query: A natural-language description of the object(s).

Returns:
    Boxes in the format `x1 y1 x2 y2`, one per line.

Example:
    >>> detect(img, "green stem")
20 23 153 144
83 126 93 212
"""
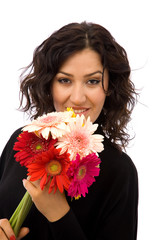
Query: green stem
9 191 33 237
9 195 25 228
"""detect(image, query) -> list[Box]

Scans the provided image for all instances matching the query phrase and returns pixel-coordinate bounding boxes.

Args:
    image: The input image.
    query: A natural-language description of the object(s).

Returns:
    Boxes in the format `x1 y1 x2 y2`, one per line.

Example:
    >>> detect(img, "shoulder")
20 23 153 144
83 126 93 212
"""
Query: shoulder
1 127 23 158
94 125 138 183
0 127 24 179
9 127 23 142
99 136 138 185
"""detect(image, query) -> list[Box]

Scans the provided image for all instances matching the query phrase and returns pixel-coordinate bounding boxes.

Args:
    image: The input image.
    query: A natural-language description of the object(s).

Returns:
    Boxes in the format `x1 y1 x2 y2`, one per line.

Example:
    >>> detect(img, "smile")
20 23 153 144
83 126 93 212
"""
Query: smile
67 107 89 115
73 109 87 114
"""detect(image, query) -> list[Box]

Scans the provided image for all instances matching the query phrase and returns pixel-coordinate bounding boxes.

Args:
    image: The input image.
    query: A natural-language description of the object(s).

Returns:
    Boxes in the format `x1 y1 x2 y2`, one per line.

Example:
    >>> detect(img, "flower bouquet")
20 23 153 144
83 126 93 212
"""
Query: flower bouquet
9 108 104 237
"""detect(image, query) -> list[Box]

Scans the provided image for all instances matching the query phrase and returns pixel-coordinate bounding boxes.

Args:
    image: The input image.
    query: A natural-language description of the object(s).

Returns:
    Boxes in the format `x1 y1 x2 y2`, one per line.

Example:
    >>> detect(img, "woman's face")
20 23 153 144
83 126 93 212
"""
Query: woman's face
52 48 109 123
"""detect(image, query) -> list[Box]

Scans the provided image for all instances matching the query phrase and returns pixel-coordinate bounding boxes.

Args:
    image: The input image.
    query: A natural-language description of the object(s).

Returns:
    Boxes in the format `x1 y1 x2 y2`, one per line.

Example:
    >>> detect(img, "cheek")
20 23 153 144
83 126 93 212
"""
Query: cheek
51 85 61 110
52 85 68 111
52 93 61 110
97 96 106 112
52 95 60 111
93 90 106 108
90 93 106 123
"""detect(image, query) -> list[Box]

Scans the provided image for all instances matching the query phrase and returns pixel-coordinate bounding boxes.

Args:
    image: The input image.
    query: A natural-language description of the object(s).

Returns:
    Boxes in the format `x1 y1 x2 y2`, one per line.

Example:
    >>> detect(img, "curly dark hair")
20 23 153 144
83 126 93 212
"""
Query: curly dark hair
19 21 138 150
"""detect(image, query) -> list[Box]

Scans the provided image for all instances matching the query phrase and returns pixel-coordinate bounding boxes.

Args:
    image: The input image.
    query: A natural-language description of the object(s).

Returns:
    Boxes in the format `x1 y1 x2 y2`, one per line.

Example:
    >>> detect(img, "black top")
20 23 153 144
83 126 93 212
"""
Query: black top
0 127 138 240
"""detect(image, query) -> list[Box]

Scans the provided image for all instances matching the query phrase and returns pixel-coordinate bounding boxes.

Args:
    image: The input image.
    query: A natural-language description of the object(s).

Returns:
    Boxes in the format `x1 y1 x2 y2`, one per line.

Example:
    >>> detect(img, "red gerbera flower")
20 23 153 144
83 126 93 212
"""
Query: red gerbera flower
13 131 57 166
67 153 101 198
27 146 71 193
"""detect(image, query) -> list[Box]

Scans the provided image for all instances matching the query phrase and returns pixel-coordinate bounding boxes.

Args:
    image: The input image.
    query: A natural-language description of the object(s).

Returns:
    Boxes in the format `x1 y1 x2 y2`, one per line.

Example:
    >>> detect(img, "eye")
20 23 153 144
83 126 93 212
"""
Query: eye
58 78 71 84
87 79 101 85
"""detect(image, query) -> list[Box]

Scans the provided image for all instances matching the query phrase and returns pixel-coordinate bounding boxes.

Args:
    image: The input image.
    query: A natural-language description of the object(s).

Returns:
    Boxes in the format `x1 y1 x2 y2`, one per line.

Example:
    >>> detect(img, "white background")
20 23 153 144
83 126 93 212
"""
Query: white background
0 0 159 239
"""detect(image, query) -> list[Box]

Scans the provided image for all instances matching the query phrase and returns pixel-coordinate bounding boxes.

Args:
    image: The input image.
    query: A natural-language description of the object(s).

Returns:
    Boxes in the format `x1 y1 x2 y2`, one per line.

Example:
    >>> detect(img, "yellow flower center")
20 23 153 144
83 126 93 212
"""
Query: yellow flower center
31 141 44 153
50 164 58 172
46 160 62 176
35 143 42 150
77 165 87 180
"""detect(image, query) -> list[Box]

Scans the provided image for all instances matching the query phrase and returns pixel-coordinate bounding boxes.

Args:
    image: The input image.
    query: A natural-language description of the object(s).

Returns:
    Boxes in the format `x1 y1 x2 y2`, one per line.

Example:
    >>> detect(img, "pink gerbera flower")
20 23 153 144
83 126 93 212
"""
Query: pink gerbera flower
13 131 57 166
27 146 71 193
67 153 101 198
22 111 74 140
56 115 104 160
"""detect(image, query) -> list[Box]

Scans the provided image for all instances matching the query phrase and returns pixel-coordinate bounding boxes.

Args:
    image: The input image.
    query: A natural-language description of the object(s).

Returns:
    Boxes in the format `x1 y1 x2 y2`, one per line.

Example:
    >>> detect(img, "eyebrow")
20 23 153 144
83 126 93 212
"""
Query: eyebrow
57 71 103 77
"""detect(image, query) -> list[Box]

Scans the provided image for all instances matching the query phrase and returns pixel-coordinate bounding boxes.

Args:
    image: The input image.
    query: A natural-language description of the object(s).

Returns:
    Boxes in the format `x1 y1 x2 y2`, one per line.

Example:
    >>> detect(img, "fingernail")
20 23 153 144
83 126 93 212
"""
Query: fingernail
10 235 16 240
22 179 26 187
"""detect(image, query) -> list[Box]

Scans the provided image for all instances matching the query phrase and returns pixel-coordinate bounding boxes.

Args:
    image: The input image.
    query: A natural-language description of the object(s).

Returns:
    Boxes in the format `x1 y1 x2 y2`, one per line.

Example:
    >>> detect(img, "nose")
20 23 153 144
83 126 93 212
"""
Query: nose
70 84 86 105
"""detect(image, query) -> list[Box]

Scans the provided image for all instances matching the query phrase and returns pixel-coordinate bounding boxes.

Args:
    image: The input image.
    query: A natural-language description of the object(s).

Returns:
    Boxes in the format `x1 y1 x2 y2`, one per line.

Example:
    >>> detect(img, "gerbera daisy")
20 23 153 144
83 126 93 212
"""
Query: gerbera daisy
27 146 71 193
13 131 57 166
67 153 101 198
22 111 74 140
55 115 104 160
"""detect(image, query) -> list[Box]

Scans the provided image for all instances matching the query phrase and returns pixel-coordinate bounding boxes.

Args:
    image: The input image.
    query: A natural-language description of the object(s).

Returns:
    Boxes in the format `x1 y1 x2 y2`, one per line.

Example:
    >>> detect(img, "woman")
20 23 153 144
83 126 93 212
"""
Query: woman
0 22 138 240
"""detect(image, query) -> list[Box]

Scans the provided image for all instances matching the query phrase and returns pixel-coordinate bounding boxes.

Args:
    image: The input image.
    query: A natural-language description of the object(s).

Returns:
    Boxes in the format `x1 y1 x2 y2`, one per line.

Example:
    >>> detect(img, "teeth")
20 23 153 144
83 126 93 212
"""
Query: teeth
73 109 86 114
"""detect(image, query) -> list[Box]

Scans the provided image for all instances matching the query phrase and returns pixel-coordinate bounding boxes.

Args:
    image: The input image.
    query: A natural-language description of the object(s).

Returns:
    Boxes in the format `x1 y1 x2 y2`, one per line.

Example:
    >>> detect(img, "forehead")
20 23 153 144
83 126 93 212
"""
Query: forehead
59 48 103 73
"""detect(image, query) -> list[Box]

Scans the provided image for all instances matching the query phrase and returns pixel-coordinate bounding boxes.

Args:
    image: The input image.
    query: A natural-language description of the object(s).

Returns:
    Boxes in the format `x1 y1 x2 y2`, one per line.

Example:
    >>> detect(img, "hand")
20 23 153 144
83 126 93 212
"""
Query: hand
23 178 70 222
0 219 29 240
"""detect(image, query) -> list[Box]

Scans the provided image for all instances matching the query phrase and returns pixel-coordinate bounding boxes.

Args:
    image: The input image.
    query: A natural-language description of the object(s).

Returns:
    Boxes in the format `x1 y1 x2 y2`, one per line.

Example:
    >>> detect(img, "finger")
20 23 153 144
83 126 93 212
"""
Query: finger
26 176 40 188
17 227 30 240
0 219 16 240
27 176 31 181
23 179 37 197
0 226 9 239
